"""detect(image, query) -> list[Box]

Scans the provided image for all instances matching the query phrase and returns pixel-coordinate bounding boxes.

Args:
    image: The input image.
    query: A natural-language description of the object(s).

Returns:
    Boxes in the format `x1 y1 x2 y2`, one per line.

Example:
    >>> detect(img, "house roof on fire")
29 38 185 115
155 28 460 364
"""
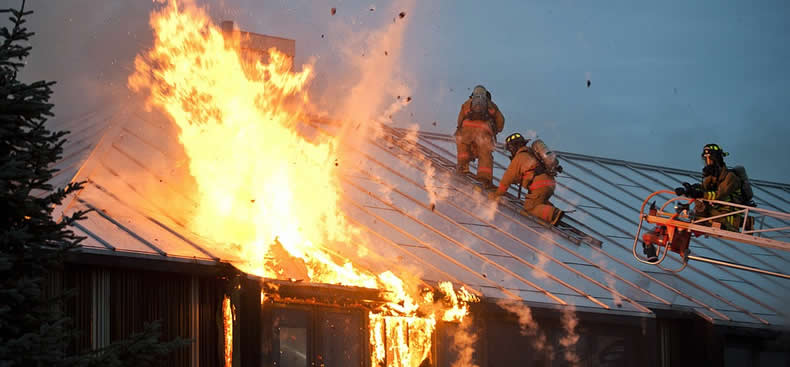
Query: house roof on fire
53 104 790 329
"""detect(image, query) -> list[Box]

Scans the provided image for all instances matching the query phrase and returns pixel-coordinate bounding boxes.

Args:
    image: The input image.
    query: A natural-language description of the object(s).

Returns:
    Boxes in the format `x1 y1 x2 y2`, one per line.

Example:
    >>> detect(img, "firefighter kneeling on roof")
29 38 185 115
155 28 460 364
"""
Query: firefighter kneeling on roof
488 133 565 226
455 85 505 191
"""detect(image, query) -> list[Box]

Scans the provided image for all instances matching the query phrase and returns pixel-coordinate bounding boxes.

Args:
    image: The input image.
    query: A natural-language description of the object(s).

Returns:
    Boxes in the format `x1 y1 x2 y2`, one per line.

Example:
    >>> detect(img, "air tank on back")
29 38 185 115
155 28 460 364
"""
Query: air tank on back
531 139 560 174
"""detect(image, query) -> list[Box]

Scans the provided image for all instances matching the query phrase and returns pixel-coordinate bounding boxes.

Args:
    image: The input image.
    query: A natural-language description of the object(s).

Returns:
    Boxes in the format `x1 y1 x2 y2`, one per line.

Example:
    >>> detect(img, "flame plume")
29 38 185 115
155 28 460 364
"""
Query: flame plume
129 2 479 366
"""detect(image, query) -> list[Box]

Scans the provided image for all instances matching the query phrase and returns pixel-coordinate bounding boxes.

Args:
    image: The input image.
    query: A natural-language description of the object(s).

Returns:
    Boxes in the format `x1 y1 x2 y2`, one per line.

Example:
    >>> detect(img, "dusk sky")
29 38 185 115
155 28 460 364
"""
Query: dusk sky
20 0 790 183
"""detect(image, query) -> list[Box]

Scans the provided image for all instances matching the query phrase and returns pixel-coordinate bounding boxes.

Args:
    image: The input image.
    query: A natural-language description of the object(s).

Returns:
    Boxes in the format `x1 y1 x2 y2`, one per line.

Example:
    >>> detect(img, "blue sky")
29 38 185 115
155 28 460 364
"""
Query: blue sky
21 0 790 183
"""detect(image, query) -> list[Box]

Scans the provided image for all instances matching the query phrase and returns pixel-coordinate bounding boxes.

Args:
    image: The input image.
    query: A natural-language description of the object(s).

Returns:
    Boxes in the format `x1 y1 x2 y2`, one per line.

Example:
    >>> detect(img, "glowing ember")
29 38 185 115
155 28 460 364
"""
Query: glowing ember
129 1 479 366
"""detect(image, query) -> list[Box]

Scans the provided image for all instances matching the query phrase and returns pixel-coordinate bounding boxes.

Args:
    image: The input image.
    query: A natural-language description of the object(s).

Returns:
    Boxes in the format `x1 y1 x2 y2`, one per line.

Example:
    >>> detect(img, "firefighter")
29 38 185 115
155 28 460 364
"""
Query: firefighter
643 143 744 263
488 133 564 226
455 85 505 190
677 143 745 230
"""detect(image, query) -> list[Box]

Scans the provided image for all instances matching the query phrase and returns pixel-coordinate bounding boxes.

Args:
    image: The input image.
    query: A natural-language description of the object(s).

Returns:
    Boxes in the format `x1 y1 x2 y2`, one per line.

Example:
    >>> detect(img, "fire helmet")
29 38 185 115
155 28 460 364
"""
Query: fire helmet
701 143 728 166
504 133 529 158
470 85 492 100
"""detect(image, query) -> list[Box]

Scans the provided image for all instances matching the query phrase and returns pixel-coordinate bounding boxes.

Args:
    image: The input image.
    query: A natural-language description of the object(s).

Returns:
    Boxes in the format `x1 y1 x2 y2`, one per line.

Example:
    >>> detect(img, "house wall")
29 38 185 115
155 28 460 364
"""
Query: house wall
656 312 790 367
56 262 230 367
261 300 655 367
55 261 789 366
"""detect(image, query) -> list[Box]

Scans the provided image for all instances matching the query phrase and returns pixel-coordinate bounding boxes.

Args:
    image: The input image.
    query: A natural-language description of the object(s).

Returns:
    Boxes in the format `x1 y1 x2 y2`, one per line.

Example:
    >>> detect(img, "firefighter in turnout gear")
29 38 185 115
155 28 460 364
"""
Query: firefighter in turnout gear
455 85 505 190
678 144 746 230
489 133 564 226
643 143 746 263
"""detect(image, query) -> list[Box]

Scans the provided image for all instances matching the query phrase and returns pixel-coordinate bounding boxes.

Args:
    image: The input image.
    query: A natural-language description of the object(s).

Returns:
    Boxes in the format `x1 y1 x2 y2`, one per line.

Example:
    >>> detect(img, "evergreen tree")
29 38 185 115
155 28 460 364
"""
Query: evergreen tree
0 1 87 365
1 2 189 366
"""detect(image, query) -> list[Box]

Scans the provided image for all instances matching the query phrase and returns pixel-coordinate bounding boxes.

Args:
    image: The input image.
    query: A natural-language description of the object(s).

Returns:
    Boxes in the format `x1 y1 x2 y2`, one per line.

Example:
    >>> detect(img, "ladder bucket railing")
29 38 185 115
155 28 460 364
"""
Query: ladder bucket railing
632 190 790 279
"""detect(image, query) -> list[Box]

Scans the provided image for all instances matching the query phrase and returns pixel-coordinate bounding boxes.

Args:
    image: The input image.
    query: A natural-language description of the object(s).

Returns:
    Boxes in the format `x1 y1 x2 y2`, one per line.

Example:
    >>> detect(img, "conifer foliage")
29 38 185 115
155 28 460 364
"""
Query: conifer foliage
1 2 189 366
0 1 88 365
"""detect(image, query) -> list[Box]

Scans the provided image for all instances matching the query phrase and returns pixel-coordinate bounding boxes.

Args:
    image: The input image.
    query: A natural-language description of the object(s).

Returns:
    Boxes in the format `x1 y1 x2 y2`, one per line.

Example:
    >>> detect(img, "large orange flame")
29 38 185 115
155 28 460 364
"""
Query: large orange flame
128 0 362 283
129 1 478 366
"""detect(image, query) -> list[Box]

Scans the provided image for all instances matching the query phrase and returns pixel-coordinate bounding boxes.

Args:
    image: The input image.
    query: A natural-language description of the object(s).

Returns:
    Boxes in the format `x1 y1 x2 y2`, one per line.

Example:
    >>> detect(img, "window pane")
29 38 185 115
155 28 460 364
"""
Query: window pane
592 336 627 367
318 311 362 367
280 327 307 367
273 308 310 367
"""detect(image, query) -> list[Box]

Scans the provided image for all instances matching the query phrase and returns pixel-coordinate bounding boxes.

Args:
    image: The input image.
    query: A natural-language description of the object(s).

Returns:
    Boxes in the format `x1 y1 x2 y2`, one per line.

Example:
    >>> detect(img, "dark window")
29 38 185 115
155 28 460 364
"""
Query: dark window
592 335 627 367
267 306 365 367
272 307 311 367
317 310 363 367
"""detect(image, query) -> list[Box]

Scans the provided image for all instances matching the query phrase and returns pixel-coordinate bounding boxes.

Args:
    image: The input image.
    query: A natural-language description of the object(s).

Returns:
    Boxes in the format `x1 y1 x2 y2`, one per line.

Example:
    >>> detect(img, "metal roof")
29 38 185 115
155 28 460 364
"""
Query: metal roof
54 109 790 329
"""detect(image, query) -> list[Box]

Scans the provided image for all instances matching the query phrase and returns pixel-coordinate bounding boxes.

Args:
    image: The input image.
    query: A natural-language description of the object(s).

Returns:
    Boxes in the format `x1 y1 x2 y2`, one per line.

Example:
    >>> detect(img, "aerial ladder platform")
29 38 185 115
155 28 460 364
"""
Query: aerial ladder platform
632 190 790 279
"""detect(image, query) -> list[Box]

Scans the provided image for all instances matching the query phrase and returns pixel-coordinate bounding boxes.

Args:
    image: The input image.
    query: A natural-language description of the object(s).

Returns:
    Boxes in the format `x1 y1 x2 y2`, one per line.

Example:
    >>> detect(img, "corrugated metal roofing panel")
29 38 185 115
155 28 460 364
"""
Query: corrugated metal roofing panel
47 106 121 192
72 225 115 251
55 112 790 327
68 200 164 256
77 182 216 261
417 131 790 326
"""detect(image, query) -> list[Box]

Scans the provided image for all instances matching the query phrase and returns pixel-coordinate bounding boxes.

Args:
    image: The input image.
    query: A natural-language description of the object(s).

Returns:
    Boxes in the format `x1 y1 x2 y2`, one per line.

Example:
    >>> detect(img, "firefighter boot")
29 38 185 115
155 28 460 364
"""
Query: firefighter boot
550 210 565 226
642 244 659 263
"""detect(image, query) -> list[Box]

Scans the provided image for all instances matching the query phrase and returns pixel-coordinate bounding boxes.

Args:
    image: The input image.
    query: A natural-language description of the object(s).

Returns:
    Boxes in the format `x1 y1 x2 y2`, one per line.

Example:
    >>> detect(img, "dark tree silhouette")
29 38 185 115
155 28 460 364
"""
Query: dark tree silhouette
0 2 188 366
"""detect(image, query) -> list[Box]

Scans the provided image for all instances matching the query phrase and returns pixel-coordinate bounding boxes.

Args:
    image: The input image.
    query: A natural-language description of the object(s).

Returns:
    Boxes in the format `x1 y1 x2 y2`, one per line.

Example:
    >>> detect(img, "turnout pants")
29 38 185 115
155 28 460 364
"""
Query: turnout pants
456 121 494 182
521 174 563 225
694 202 745 231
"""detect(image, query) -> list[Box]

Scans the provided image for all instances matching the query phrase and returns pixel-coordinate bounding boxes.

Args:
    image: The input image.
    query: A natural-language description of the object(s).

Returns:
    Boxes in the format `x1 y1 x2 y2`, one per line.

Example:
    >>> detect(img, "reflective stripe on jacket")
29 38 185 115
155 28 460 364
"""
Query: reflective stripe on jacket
496 147 542 195
702 168 741 203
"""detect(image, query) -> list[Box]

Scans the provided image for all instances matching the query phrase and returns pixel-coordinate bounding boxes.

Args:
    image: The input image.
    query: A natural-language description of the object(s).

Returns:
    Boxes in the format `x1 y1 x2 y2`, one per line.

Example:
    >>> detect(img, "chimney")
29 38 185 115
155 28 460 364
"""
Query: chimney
221 20 234 35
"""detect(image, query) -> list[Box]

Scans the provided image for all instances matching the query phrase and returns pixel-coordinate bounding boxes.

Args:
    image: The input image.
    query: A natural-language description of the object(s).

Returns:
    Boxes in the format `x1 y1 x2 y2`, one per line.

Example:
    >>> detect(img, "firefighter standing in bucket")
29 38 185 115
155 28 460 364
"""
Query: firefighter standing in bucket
488 133 565 226
455 85 505 190
675 143 750 230
643 143 751 262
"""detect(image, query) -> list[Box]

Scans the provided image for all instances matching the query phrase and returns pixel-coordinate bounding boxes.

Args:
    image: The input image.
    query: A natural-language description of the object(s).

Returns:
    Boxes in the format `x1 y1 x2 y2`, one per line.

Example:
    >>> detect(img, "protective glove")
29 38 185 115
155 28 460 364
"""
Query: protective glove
681 182 704 199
